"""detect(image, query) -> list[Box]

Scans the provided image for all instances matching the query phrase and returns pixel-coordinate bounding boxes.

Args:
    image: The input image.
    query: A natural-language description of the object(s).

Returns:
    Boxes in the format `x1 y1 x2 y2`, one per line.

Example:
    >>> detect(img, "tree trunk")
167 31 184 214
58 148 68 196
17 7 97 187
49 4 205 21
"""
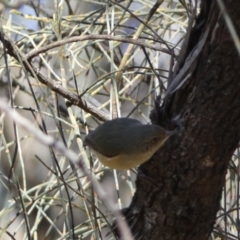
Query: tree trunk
124 1 240 239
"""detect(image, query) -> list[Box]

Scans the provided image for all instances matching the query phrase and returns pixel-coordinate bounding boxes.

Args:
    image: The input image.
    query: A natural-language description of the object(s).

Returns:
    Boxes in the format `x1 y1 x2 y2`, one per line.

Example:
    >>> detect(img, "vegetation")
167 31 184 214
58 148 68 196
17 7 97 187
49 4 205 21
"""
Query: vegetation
0 1 239 239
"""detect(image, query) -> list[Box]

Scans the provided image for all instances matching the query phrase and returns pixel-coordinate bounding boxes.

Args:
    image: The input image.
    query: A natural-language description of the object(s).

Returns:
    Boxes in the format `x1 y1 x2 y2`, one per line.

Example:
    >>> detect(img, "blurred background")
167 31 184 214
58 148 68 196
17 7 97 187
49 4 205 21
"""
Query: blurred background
0 0 238 239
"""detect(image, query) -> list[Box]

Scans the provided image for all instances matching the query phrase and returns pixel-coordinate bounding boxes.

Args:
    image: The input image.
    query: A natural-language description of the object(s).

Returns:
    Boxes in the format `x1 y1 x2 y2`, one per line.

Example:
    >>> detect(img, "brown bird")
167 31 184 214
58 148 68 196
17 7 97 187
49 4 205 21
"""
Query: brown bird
84 118 172 170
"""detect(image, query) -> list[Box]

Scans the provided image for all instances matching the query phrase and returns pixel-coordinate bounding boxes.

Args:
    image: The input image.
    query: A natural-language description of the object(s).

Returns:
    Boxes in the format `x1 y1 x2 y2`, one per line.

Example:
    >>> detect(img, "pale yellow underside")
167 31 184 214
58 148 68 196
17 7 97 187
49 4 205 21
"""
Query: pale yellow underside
91 136 169 170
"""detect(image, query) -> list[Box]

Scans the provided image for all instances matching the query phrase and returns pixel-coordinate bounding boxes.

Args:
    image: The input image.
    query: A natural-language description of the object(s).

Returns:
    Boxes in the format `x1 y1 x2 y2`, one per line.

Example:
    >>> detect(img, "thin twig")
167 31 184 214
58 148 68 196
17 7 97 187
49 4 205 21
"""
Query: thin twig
26 34 173 61
0 101 134 240
0 32 110 121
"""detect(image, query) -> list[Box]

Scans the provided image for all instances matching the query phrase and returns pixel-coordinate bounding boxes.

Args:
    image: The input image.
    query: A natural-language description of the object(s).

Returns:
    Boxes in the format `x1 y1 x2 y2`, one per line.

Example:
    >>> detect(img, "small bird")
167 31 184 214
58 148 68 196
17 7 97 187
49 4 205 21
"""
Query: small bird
83 118 172 170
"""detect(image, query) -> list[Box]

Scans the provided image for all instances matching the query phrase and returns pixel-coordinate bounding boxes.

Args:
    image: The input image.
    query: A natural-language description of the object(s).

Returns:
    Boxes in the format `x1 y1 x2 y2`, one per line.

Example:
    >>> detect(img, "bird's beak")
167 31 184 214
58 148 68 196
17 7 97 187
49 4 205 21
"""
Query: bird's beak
167 130 177 137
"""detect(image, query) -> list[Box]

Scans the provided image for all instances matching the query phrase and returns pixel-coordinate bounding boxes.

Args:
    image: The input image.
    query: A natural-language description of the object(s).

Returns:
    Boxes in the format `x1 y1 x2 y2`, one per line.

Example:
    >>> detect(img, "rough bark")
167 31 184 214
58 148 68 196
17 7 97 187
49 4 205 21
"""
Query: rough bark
124 1 240 239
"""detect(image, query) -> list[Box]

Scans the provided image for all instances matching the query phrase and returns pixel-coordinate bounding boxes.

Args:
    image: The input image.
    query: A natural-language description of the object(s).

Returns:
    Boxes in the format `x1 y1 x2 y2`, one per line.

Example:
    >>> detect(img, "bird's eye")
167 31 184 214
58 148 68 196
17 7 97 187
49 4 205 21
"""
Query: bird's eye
151 137 158 143
143 137 159 151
